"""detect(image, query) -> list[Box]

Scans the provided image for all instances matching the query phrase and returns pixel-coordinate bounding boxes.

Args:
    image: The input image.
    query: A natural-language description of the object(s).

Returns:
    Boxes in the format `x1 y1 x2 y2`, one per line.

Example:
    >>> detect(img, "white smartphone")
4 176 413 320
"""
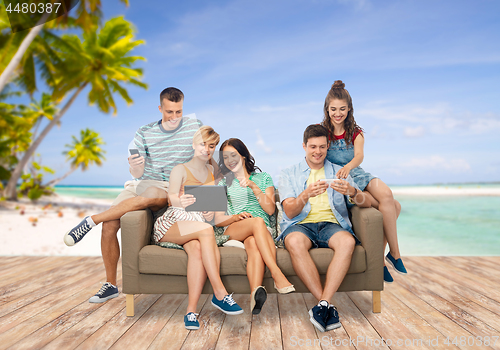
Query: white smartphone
319 179 341 185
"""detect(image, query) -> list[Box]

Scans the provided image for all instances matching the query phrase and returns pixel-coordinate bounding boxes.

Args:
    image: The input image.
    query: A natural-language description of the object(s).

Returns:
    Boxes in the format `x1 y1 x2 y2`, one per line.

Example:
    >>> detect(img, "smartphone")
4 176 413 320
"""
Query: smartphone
129 149 140 157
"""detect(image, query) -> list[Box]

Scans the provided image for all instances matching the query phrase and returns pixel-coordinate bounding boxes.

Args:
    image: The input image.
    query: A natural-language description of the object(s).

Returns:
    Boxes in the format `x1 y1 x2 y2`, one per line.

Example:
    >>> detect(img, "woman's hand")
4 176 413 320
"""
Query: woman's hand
202 211 214 222
238 176 257 189
233 212 253 222
179 194 196 209
336 165 351 179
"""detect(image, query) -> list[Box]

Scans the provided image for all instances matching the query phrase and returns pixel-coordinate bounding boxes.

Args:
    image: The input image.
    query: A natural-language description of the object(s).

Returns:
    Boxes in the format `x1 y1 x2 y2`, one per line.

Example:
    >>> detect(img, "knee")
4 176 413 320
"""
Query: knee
394 199 402 216
251 217 266 229
244 236 258 251
198 223 215 239
285 234 309 256
330 232 356 253
102 220 120 237
185 240 202 258
379 188 394 203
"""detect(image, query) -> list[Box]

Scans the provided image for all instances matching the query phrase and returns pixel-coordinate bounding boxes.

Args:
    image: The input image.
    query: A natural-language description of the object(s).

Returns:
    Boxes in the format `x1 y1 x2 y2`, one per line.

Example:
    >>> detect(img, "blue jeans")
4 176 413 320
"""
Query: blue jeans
282 222 356 249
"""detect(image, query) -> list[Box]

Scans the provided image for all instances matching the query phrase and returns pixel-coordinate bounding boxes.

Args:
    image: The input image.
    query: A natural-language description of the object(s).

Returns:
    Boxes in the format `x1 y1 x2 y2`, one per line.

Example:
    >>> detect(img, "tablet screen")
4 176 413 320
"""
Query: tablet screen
184 185 228 212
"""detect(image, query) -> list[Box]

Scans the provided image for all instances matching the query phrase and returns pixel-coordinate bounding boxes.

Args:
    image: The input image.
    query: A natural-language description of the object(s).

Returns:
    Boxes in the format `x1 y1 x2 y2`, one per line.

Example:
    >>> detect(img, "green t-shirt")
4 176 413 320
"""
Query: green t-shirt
218 172 274 226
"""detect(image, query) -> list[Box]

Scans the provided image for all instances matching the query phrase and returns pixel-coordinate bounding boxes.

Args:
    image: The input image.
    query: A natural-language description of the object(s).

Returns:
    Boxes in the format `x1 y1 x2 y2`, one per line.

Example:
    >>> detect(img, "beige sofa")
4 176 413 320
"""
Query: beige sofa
120 204 385 316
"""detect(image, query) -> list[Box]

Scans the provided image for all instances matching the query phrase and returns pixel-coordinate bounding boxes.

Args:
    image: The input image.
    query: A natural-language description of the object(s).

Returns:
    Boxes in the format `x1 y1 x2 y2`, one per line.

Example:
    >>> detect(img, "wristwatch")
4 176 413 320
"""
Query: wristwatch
348 189 358 204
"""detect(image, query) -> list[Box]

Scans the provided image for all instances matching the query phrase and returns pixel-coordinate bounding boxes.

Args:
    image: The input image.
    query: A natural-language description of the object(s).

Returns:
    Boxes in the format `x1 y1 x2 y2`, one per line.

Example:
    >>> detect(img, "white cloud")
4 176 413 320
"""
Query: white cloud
255 129 273 153
399 155 471 173
404 126 425 138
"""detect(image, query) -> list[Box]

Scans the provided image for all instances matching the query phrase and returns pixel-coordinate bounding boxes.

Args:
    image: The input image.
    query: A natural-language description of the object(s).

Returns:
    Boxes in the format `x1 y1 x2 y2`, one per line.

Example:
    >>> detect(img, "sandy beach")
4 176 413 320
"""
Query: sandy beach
0 195 114 256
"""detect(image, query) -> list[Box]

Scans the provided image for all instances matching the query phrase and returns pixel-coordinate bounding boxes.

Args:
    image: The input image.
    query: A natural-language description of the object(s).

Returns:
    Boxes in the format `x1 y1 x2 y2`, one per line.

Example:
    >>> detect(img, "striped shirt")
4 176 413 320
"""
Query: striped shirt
133 115 202 181
218 172 274 227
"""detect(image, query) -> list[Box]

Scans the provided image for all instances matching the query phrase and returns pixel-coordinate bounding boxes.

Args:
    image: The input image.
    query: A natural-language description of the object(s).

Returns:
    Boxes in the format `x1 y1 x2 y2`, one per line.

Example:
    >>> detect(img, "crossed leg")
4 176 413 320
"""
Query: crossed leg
244 236 266 291
160 221 228 300
225 217 291 289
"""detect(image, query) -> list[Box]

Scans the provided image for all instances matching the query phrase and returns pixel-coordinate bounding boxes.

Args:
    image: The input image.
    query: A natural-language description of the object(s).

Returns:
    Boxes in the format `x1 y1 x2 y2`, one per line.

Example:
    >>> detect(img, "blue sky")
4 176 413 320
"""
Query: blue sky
28 0 500 186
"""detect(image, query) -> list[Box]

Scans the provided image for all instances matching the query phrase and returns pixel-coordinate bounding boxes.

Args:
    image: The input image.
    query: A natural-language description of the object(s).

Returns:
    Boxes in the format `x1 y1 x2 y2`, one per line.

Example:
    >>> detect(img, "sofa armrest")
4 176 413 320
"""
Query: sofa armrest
121 209 153 294
350 206 384 289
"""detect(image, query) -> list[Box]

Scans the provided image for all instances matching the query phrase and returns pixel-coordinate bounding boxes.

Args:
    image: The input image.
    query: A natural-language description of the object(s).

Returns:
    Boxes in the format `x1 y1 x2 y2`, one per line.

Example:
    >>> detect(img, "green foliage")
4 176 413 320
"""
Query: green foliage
18 161 54 201
64 128 106 170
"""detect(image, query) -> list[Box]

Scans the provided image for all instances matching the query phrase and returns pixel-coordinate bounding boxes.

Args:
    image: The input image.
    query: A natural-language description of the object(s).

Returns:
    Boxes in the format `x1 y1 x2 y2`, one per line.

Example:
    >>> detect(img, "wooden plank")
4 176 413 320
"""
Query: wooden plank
110 294 186 350
405 258 500 318
394 263 500 350
0 283 105 349
41 294 127 350
0 256 102 307
438 257 500 282
302 293 351 350
75 294 162 350
180 295 226 350
334 292 390 350
404 257 500 307
385 282 491 350
348 290 457 350
278 293 321 350
0 257 81 288
147 294 204 350
403 259 500 332
249 294 283 350
215 294 251 350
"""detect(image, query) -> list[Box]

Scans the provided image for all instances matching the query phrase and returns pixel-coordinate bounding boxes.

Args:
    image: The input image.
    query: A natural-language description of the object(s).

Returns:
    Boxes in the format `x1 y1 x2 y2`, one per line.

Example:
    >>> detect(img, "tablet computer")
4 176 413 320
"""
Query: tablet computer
184 185 228 212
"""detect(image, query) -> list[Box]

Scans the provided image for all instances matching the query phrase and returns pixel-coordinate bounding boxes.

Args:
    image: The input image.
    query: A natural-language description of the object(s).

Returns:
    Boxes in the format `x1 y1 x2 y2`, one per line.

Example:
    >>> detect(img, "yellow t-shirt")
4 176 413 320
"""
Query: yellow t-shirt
300 167 339 224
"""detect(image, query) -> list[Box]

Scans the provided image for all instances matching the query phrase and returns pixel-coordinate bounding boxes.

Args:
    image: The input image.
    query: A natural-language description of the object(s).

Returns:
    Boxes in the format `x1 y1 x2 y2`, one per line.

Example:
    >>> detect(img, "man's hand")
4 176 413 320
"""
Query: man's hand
330 179 355 196
128 154 144 168
307 180 329 198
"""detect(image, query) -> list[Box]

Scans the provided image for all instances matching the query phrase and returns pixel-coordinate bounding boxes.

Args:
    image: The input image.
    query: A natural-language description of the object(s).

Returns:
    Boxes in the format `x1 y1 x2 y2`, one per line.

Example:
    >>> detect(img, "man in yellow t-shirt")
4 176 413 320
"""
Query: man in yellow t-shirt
278 124 370 333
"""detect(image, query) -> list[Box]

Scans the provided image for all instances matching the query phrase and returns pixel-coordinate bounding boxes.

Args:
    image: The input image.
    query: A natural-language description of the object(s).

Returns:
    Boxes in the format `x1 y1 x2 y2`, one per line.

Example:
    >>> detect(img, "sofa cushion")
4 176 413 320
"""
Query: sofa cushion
139 244 366 276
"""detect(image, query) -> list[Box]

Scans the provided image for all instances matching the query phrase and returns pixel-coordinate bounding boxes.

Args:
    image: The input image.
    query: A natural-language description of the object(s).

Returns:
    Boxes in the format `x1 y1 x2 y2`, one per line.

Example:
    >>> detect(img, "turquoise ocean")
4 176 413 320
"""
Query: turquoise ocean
54 184 500 256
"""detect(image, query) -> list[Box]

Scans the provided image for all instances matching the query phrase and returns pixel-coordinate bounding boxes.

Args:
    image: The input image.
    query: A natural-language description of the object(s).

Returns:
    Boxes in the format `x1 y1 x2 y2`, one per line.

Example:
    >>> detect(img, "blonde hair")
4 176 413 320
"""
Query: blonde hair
193 125 220 146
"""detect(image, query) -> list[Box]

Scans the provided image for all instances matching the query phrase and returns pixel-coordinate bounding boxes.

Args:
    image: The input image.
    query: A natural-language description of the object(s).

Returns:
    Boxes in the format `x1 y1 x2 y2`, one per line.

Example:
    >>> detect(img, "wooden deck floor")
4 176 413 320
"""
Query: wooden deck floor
0 256 499 350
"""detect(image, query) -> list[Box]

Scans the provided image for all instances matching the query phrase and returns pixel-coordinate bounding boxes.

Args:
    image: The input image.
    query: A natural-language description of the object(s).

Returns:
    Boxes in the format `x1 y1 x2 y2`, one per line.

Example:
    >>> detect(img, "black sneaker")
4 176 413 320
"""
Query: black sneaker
325 305 341 331
89 282 119 303
309 302 329 332
64 216 93 246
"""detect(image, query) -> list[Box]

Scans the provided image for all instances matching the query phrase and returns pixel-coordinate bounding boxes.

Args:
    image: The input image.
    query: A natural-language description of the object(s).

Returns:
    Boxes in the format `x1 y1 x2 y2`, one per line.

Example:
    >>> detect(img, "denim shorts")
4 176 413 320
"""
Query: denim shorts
282 222 354 249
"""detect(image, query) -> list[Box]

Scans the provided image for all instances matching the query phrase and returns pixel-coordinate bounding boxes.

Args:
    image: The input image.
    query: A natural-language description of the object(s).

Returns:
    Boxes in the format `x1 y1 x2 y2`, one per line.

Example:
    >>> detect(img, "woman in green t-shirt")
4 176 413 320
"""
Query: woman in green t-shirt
214 138 295 315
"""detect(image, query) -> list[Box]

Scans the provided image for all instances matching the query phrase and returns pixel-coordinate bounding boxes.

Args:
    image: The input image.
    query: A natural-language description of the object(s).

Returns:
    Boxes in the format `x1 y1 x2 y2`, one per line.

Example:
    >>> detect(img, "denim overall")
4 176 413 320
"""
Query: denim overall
326 138 376 191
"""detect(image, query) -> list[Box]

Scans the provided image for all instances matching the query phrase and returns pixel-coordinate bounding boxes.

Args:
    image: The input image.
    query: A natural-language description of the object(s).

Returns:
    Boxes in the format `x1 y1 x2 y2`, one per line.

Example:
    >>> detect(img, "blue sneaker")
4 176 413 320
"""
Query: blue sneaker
325 305 341 331
64 216 93 246
211 294 243 315
184 312 200 330
89 282 119 303
384 266 394 283
309 301 329 332
385 252 407 274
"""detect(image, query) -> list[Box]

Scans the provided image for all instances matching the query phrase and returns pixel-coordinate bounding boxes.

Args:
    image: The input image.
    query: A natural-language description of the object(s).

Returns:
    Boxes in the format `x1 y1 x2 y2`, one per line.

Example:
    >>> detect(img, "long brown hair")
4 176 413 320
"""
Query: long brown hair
321 80 363 147
217 138 261 187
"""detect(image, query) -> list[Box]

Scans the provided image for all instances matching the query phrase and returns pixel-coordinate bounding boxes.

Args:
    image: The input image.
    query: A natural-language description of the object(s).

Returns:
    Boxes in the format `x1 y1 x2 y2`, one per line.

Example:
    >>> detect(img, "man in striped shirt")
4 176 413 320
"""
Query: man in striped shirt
64 87 202 303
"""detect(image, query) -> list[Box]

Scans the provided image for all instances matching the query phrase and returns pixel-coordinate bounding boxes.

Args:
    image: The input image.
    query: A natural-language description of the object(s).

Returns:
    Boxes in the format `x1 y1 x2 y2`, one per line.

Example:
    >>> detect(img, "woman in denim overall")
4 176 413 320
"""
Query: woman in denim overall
322 80 407 283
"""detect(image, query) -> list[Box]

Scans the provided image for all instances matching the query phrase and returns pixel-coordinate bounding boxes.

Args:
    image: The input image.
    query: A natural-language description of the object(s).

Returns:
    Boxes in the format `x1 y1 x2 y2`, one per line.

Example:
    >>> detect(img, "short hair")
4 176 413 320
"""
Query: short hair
193 126 220 146
160 87 184 104
303 124 329 145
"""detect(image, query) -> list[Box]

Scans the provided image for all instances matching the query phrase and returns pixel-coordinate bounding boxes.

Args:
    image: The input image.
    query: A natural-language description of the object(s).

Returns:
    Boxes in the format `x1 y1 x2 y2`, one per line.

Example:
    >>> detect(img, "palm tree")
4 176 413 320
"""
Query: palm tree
3 16 147 200
46 128 105 186
0 0 129 94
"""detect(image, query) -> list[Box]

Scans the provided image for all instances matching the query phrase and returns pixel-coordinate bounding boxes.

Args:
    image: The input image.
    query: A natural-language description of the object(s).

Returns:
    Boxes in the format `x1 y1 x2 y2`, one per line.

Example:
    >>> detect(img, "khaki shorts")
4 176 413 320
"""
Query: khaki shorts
112 179 169 206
